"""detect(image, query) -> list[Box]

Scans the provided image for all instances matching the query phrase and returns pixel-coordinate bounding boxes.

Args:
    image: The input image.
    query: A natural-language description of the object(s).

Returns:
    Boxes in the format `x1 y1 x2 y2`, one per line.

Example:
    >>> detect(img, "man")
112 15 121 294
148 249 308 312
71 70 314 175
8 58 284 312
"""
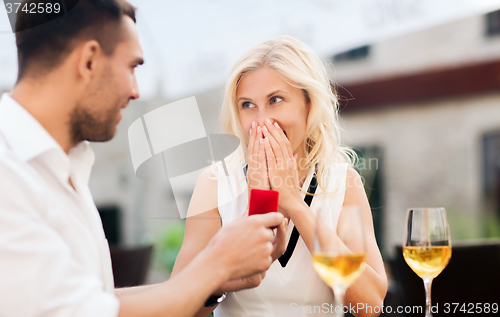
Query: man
0 1 287 316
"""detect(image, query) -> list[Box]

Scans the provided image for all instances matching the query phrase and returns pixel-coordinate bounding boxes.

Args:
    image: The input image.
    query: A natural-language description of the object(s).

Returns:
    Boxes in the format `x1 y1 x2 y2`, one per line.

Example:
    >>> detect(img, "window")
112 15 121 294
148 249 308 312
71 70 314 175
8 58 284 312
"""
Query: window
353 146 384 253
332 45 370 63
482 131 500 238
485 9 500 37
483 131 500 218
98 205 122 245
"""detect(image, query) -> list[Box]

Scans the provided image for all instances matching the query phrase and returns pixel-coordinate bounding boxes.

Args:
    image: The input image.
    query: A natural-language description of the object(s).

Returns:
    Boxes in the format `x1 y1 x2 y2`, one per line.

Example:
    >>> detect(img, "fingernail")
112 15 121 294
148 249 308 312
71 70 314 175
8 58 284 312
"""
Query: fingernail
263 126 268 132
252 121 256 129
274 122 280 129
259 138 263 144
266 118 272 124
249 128 252 136
257 126 261 133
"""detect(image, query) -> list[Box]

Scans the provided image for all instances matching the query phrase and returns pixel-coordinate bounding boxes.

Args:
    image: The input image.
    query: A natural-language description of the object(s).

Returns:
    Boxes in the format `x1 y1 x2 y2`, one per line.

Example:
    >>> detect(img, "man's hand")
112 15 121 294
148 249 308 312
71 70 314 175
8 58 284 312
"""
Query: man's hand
271 217 288 262
214 272 267 293
205 212 285 282
213 217 288 293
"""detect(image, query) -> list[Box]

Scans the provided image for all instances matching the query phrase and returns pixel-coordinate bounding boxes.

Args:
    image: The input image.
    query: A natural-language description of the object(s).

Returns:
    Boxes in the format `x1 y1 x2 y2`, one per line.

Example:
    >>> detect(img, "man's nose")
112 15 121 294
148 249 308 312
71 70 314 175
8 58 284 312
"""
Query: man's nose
130 76 140 100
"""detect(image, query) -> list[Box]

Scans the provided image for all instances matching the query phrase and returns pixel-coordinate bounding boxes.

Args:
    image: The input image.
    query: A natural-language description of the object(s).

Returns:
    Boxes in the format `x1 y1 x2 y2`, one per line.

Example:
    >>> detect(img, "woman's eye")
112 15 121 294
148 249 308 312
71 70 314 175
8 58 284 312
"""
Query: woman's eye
242 101 255 109
271 96 283 104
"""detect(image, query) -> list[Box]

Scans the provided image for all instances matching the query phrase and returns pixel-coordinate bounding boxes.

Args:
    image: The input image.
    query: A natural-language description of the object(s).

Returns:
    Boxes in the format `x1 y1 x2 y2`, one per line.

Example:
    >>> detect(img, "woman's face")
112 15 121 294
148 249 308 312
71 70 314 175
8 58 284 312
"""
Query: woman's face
236 66 309 157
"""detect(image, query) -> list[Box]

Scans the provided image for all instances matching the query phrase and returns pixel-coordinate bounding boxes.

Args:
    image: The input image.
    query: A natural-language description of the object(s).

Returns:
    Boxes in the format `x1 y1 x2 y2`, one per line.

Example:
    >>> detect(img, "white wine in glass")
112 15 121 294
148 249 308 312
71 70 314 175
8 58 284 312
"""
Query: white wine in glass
403 208 452 317
313 205 367 317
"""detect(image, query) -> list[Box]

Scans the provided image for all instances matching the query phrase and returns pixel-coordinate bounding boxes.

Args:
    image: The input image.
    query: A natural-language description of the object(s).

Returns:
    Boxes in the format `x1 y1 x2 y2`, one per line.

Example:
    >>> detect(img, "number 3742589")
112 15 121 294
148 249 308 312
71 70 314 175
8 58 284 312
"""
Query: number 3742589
6 2 62 14
443 303 498 314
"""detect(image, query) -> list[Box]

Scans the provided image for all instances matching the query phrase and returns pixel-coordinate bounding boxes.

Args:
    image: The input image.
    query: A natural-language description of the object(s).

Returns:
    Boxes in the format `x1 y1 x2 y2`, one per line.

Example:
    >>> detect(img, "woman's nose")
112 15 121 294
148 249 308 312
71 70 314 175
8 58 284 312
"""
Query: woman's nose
256 110 273 127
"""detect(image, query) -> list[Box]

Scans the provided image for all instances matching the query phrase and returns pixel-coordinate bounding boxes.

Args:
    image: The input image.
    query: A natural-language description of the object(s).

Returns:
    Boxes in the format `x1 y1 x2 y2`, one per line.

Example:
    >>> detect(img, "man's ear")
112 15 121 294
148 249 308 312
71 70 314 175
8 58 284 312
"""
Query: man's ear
77 40 101 84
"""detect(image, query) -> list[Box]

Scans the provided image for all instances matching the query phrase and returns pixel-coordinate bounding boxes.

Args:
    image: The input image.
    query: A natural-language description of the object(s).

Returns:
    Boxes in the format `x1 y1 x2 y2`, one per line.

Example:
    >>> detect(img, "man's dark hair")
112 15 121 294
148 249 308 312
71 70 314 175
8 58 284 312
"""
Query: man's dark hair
15 0 136 81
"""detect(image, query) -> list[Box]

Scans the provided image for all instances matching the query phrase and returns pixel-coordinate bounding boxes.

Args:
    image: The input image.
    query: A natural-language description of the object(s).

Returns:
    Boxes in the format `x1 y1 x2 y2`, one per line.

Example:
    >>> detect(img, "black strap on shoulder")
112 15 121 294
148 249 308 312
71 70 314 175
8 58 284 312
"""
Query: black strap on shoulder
278 173 318 267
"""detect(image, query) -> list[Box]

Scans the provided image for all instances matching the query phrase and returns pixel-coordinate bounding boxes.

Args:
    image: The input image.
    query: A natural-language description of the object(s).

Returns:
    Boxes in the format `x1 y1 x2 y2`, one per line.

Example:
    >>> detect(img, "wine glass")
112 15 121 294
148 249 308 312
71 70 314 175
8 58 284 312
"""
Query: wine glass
403 208 452 317
312 205 367 317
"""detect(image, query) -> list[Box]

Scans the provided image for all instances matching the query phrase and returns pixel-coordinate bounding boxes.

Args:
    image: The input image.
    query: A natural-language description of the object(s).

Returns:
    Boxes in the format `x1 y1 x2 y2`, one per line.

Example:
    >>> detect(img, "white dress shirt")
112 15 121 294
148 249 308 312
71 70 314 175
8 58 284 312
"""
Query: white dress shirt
0 93 120 317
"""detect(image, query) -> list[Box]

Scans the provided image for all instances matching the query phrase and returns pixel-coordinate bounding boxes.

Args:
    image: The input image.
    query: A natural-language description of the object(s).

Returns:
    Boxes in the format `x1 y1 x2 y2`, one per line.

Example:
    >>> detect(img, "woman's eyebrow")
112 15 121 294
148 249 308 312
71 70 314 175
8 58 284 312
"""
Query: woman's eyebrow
237 90 288 102
266 90 288 98
237 96 253 102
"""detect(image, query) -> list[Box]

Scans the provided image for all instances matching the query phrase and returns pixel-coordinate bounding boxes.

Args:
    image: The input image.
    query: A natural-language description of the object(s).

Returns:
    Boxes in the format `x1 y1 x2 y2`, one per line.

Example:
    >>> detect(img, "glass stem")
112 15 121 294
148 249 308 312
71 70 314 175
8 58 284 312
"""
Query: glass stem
423 278 434 317
333 286 346 317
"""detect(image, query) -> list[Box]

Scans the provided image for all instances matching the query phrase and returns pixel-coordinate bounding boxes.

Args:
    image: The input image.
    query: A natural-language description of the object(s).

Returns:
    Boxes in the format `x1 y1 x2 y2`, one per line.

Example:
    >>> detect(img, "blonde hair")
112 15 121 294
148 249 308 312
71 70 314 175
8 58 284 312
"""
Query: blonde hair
220 35 356 193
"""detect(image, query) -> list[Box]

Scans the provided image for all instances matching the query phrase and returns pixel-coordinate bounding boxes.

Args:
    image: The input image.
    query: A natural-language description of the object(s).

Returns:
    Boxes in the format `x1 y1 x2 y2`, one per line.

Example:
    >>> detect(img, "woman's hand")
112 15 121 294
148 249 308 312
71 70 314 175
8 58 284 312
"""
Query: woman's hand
261 119 303 215
247 121 270 193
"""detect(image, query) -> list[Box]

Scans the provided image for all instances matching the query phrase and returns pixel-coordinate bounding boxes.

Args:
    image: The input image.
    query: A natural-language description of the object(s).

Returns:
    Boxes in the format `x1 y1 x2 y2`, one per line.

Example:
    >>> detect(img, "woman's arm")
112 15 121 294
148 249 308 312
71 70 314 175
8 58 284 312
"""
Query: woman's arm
277 168 387 317
170 167 227 317
342 167 388 317
117 245 228 317
261 120 386 316
115 210 285 317
171 209 225 317
171 168 287 317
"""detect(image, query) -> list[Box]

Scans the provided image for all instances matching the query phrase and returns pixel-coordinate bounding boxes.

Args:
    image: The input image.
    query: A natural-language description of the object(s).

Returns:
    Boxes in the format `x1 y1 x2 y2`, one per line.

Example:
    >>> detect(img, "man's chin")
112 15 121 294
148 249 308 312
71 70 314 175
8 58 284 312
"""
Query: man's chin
85 127 117 143
70 106 120 144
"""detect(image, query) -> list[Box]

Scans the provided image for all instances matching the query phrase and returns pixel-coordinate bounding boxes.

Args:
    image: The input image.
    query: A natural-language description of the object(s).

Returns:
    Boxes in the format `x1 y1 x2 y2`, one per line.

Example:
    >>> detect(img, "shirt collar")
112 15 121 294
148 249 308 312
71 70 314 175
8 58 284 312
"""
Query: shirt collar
0 93 95 185
0 93 64 161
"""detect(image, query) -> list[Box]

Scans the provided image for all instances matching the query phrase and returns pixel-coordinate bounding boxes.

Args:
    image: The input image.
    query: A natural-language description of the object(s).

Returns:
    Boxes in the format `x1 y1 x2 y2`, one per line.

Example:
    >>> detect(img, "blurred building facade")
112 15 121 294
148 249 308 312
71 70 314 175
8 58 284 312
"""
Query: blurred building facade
337 10 500 255
83 11 500 260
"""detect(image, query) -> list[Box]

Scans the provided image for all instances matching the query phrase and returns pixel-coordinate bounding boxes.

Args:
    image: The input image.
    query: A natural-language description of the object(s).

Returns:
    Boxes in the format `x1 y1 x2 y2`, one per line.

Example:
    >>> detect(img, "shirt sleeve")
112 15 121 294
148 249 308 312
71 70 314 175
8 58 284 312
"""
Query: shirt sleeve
0 159 120 317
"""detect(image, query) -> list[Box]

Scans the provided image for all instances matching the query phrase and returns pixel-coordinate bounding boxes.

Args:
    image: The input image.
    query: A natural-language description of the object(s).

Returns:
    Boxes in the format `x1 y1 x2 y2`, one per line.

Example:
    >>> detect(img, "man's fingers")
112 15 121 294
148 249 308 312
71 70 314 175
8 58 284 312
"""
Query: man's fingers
281 218 289 234
254 212 284 229
218 272 266 292
271 218 288 261
273 220 287 244
276 218 288 244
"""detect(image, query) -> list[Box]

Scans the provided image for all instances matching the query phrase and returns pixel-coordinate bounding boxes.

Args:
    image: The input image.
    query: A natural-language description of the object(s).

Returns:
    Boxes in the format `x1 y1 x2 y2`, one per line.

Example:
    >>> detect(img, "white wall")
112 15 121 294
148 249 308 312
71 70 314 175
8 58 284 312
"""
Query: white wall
89 86 225 246
342 92 500 253
334 15 500 84
334 14 500 253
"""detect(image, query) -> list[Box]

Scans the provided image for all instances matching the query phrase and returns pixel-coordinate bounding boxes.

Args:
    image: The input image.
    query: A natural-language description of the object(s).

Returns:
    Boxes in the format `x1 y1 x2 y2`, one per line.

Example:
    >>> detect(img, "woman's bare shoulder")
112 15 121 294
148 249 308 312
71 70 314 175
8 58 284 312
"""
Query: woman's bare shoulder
343 167 369 205
186 166 220 218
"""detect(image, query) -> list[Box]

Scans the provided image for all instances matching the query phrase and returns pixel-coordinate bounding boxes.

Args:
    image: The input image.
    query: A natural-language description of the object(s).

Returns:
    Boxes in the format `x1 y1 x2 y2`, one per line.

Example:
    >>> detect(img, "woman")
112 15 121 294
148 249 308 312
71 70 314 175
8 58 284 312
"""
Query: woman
171 36 387 317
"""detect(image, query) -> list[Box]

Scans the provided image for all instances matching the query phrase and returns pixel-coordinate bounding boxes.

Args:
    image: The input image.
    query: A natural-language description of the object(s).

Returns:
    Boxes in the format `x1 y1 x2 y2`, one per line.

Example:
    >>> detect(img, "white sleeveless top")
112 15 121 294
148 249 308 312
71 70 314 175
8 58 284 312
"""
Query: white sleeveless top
215 163 349 317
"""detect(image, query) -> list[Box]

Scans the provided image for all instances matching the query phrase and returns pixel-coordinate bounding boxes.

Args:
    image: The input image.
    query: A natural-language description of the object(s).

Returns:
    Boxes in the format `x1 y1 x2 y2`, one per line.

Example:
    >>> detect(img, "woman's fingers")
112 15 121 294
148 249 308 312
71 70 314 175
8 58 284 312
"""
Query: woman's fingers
247 122 256 163
247 122 270 190
258 137 269 187
248 123 261 170
262 125 283 167
263 136 276 171
264 119 293 159
274 122 294 159
248 121 256 151
252 123 260 157
293 153 299 180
